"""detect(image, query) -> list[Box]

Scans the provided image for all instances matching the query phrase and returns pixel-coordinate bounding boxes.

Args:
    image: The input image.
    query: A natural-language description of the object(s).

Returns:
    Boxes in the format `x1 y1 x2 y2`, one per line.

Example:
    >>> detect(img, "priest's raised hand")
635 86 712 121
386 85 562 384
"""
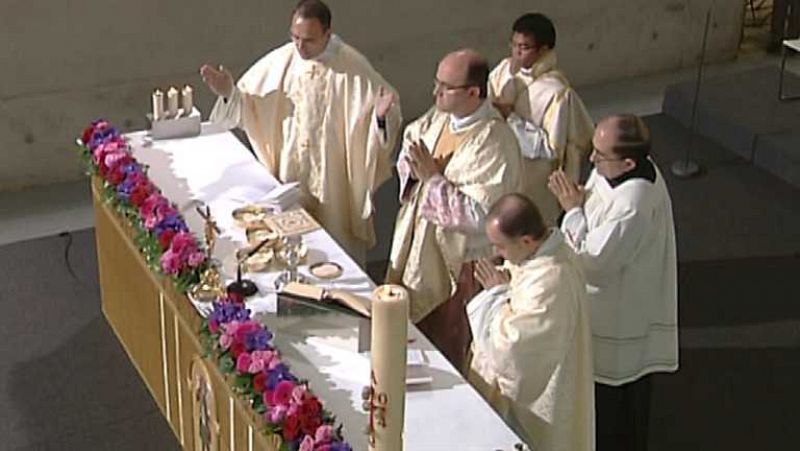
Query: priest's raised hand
375 86 396 122
199 64 234 99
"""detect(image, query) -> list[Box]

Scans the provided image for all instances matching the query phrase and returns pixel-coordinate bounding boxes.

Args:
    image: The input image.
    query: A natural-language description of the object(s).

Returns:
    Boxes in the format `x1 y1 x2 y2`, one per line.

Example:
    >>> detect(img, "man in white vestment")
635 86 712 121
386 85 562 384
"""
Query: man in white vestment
489 13 594 225
467 193 594 451
548 114 678 451
386 49 521 371
200 0 401 264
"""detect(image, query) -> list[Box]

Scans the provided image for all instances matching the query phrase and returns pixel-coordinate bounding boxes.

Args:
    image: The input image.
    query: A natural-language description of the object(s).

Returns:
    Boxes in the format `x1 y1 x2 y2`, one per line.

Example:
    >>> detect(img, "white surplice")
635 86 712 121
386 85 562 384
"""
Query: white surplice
561 165 679 385
468 230 595 451
210 35 402 263
489 51 594 224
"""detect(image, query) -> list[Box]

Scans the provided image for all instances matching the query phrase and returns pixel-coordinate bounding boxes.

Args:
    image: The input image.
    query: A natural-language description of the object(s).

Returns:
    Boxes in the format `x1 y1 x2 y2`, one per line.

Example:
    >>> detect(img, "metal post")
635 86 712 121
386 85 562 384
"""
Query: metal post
671 8 712 178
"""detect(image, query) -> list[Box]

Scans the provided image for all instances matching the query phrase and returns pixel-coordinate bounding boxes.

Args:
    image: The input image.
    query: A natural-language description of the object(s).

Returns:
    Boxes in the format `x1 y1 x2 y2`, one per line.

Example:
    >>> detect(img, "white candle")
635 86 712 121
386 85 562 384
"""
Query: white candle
181 85 193 116
152 89 164 121
368 284 409 451
166 86 179 118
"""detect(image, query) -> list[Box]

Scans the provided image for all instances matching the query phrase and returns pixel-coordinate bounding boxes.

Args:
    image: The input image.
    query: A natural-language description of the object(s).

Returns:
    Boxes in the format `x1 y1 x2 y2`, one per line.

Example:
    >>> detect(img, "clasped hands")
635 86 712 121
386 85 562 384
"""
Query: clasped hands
547 169 585 211
474 258 510 290
404 140 440 182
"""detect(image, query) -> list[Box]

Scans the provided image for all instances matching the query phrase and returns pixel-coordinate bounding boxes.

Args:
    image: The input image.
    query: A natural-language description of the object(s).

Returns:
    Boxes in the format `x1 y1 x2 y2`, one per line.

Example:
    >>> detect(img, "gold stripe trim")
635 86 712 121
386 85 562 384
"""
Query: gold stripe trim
174 315 185 446
159 293 171 420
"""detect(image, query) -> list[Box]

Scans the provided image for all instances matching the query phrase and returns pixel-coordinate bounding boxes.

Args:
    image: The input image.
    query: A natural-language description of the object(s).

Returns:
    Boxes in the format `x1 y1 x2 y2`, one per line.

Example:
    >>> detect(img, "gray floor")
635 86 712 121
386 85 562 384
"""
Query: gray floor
1 112 799 450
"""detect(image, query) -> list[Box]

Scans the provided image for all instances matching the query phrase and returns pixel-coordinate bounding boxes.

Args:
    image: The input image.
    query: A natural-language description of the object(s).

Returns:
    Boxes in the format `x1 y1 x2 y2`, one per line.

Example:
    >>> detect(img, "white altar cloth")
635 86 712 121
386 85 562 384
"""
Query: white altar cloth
125 124 523 450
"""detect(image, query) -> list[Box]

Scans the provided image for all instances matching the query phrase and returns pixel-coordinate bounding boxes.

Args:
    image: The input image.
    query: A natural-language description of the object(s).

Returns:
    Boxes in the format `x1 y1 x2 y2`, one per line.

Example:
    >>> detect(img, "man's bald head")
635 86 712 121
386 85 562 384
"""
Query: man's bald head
440 48 489 98
487 193 547 240
593 114 651 161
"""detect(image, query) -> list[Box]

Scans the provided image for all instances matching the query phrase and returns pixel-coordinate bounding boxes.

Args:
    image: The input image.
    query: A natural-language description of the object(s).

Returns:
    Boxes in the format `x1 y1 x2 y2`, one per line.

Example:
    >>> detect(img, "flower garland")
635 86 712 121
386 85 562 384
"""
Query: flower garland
201 296 353 451
77 119 206 293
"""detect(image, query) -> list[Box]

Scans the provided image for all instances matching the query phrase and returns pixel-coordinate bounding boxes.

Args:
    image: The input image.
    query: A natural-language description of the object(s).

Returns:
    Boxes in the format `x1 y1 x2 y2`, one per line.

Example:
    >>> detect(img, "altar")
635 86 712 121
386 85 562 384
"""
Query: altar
90 122 523 450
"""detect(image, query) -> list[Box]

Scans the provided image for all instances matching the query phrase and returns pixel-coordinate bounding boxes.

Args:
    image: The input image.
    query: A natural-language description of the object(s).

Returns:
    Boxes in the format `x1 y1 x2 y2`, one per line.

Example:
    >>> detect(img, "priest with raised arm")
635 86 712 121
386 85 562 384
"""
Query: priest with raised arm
200 0 401 264
548 114 678 451
386 49 521 372
489 13 594 225
467 193 594 451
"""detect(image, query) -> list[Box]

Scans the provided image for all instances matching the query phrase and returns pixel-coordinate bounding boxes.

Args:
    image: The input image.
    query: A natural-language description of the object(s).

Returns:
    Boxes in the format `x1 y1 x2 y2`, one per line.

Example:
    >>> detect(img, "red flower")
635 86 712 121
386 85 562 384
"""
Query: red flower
231 341 246 358
299 413 322 436
300 396 322 418
81 125 95 145
129 184 152 207
157 229 177 250
253 372 267 393
227 291 245 304
283 414 301 441
107 166 125 185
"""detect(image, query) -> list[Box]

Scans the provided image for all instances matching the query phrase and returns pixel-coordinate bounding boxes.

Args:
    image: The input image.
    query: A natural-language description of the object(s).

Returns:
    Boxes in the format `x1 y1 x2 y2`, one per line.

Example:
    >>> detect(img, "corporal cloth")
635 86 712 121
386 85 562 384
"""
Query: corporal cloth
561 165 678 386
468 230 595 451
210 35 402 263
489 51 594 224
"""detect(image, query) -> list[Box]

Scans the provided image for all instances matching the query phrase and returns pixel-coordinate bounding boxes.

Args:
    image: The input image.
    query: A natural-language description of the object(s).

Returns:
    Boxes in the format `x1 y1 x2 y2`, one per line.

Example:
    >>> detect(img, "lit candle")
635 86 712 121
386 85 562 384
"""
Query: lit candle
181 85 193 116
166 86 179 118
152 89 164 121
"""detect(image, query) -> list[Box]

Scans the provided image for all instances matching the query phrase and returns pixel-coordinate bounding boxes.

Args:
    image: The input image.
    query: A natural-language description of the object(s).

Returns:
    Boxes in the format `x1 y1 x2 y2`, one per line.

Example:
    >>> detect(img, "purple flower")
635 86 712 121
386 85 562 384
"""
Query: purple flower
88 126 120 150
330 442 352 451
266 363 296 390
154 213 188 235
208 301 251 326
244 328 273 351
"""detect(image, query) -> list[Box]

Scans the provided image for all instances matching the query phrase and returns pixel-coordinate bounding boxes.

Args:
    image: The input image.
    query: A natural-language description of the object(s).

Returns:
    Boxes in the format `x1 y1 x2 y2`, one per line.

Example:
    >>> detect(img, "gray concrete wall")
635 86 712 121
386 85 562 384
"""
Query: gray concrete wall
0 0 743 191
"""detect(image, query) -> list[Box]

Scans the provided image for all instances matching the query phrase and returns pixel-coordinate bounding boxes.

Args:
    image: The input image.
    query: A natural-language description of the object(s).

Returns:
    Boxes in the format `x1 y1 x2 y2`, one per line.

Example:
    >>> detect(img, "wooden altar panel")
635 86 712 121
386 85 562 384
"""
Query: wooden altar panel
92 178 280 451
93 191 166 414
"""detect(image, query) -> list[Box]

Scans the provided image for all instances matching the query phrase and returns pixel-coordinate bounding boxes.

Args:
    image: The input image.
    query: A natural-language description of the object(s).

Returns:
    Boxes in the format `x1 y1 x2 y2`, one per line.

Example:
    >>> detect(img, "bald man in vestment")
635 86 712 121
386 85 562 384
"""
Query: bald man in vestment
468 193 594 451
201 0 401 264
387 49 521 371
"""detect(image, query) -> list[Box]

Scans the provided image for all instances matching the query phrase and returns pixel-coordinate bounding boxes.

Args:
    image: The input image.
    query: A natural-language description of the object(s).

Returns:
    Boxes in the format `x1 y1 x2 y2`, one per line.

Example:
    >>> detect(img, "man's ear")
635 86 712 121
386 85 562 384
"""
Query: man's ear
623 158 637 172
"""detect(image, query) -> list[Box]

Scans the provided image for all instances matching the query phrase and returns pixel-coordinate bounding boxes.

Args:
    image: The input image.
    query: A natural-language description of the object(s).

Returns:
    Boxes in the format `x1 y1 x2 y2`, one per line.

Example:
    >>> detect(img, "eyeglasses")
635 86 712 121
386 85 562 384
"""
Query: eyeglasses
509 41 536 52
433 78 473 92
591 147 623 162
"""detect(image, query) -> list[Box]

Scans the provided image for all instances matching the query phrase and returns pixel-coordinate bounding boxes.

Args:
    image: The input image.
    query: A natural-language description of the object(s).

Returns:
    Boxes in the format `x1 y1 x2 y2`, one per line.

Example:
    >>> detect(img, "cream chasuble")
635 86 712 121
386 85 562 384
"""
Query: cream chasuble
468 231 594 451
489 51 594 224
210 35 402 262
386 105 521 322
561 165 678 386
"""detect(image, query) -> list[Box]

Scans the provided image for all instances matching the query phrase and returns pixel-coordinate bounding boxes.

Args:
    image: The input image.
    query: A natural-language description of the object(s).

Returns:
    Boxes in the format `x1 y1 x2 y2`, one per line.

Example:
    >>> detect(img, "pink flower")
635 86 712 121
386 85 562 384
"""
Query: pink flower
187 250 206 268
219 332 232 350
314 425 334 444
159 249 182 274
208 320 219 334
291 384 308 405
273 380 296 407
266 403 287 423
248 350 276 374
299 435 315 451
236 352 252 373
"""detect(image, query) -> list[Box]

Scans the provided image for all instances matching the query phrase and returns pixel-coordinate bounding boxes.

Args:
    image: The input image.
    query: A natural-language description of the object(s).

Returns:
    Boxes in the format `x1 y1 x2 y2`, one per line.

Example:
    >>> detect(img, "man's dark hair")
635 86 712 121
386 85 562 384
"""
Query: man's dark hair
465 57 490 99
512 13 556 49
487 193 547 240
292 0 332 30
610 115 651 161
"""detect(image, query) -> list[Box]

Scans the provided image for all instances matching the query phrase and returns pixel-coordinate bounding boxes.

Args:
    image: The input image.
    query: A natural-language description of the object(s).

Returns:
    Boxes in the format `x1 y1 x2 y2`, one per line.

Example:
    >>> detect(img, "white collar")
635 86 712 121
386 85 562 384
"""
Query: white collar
450 99 493 132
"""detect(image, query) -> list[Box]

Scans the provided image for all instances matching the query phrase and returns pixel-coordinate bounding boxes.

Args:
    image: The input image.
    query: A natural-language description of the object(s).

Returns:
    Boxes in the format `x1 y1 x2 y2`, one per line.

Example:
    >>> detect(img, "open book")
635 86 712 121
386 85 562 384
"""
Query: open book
279 282 371 318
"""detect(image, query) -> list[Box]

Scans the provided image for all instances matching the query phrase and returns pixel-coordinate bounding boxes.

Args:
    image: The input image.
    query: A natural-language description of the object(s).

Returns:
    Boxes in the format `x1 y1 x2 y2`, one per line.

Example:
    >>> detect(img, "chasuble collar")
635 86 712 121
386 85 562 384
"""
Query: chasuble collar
449 99 494 132
507 228 564 273
520 50 558 80
299 34 342 63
